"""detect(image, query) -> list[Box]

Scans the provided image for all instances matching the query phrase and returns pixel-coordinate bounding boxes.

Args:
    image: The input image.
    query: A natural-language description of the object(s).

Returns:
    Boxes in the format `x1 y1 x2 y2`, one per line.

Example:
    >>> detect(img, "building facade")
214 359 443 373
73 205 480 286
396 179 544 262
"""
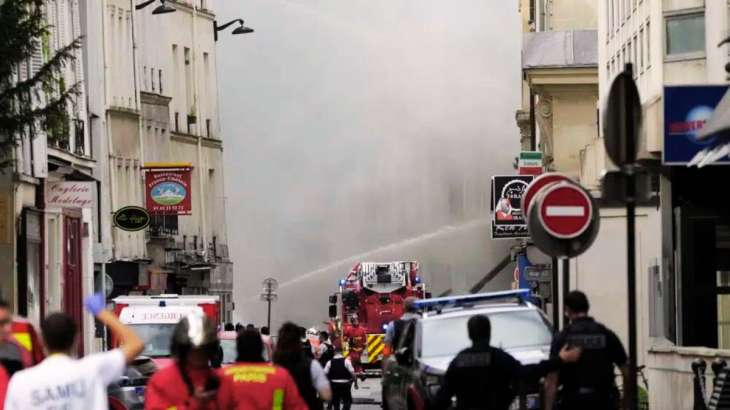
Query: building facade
520 0 730 407
84 0 234 327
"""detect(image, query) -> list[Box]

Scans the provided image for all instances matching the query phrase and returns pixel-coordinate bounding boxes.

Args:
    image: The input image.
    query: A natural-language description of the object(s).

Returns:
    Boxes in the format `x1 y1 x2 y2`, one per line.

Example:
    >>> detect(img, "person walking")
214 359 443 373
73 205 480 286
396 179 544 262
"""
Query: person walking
218 329 307 410
384 297 419 349
435 315 581 410
144 312 222 410
544 291 628 410
4 293 144 410
343 316 366 380
316 331 334 368
274 322 332 410
323 347 355 410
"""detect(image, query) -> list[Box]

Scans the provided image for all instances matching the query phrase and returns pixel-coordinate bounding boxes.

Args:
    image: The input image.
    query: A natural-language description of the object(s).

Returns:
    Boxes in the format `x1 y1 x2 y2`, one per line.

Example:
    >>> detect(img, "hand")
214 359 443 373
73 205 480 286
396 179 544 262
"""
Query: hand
84 293 106 316
558 345 582 363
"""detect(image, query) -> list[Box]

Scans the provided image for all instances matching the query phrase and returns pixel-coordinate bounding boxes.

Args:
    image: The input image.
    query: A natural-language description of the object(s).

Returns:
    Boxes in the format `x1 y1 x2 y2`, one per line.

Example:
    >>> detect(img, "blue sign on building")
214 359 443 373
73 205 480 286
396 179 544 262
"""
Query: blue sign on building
664 85 730 165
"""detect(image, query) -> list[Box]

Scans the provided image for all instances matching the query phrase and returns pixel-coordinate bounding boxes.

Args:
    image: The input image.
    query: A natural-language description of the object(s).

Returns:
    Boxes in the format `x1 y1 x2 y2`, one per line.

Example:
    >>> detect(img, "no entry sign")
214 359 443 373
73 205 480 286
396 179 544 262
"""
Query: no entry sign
521 173 571 217
537 183 593 239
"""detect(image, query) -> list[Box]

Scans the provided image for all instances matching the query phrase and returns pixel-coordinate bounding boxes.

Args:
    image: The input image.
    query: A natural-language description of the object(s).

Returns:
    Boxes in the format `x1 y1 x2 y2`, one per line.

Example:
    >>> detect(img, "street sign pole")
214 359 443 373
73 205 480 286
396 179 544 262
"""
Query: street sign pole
603 62 643 410
562 257 570 329
552 256 560 328
267 298 272 331
623 64 639 410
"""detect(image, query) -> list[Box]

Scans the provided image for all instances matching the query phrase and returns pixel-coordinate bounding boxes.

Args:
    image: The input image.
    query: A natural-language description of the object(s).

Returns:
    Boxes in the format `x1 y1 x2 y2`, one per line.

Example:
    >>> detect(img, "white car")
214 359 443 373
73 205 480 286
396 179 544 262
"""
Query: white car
382 290 553 410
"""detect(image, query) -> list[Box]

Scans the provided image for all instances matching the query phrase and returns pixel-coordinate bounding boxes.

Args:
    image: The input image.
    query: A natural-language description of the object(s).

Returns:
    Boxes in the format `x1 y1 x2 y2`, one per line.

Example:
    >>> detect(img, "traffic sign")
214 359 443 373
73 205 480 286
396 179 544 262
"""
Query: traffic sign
603 65 642 167
527 181 599 258
521 173 571 218
537 182 593 239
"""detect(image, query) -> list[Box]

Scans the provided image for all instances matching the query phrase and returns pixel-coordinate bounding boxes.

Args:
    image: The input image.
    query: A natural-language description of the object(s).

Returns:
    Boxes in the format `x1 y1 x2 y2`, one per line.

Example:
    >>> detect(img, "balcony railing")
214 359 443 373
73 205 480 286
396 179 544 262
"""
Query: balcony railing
149 214 179 237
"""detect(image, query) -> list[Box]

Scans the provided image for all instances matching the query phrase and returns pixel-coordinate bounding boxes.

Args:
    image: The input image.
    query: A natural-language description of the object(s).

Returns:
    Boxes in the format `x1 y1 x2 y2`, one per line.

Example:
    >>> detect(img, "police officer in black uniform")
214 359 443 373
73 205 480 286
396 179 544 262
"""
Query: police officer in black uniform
544 290 628 410
434 315 581 410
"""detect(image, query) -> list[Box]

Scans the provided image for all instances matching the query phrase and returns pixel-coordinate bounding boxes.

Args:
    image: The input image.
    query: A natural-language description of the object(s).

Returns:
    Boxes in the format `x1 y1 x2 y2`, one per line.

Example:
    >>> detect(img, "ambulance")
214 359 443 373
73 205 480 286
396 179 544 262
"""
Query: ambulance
112 294 220 368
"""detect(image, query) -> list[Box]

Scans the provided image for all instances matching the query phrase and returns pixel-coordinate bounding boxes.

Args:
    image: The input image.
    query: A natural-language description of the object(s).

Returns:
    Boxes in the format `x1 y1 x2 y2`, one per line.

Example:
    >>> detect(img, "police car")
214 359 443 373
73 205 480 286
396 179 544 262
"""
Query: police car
381 290 553 410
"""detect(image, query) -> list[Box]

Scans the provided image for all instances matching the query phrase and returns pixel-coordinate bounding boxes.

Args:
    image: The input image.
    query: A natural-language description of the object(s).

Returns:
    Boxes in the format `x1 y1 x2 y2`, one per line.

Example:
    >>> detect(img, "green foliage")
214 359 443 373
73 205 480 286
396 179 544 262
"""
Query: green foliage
0 0 81 168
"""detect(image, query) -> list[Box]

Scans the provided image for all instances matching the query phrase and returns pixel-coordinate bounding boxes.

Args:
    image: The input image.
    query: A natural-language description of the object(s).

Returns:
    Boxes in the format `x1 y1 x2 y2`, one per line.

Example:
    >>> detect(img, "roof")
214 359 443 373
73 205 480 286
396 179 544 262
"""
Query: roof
420 302 536 320
523 30 598 70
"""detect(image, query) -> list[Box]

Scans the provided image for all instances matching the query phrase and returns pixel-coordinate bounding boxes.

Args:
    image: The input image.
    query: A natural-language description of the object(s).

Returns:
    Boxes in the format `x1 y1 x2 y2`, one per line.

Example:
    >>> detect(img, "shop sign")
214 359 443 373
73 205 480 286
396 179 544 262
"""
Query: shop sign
113 206 150 232
664 85 730 165
145 169 192 215
46 181 94 208
491 175 534 239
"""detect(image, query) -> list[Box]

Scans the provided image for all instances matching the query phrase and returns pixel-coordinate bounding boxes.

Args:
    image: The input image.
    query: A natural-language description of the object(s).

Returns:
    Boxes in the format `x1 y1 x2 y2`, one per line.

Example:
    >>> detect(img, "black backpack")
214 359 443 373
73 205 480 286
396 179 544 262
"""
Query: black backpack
319 342 335 367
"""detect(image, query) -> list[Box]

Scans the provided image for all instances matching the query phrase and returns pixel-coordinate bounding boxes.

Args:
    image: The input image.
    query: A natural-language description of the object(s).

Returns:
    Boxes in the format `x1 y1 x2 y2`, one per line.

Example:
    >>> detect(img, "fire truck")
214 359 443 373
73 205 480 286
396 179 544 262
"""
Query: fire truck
328 261 428 371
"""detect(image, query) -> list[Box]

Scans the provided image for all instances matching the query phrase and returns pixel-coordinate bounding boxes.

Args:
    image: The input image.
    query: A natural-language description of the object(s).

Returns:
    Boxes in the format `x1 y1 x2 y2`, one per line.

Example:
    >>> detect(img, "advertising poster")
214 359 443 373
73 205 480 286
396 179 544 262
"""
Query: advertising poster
664 85 730 165
491 175 534 239
145 169 193 215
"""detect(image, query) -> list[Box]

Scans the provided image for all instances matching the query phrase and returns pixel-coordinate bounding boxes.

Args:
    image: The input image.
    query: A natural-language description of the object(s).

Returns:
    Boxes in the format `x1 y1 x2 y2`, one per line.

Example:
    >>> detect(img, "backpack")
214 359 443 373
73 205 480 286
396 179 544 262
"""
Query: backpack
319 342 334 367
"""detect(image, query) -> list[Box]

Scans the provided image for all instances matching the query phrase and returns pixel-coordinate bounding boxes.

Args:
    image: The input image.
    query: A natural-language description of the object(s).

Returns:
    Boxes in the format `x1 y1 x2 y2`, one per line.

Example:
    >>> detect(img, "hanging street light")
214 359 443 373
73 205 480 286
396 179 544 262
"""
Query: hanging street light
214 19 254 42
135 0 176 15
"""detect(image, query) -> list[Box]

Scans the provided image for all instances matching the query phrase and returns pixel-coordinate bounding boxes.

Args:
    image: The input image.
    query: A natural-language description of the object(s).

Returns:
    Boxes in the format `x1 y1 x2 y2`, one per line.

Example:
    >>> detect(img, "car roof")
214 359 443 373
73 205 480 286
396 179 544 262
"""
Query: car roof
420 302 539 321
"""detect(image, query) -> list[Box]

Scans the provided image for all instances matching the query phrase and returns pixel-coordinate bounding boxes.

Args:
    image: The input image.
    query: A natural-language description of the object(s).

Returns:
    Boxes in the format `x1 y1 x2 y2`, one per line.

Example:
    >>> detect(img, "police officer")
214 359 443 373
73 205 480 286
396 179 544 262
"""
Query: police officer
435 315 580 410
384 297 418 348
544 291 628 410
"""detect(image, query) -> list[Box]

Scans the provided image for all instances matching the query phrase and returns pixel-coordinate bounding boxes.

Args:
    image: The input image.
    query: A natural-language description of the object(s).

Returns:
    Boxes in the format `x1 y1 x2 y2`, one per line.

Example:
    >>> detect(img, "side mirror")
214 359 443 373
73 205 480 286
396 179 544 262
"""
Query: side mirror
329 294 338 304
328 304 338 319
395 346 412 366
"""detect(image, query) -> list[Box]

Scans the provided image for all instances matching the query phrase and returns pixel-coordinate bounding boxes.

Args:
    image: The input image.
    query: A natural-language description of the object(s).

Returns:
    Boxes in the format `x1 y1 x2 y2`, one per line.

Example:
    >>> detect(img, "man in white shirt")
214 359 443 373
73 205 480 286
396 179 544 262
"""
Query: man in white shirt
324 347 355 410
4 293 144 410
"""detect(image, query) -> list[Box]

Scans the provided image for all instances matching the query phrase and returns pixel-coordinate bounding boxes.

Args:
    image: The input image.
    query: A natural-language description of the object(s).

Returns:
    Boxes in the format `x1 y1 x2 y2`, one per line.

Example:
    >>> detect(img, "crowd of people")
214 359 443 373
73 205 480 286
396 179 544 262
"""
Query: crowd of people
0 289 627 410
0 293 358 410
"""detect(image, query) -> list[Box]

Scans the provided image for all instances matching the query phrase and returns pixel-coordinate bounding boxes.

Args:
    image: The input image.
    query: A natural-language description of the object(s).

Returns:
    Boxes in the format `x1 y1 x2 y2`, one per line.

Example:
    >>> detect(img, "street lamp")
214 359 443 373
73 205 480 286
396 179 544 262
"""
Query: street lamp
214 19 254 42
135 0 176 14
260 278 278 331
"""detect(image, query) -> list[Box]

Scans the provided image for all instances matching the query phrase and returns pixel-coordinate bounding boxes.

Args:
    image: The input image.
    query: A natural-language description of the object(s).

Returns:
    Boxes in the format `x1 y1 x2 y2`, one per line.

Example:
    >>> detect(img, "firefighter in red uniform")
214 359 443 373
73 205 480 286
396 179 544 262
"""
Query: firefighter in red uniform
145 313 221 410
218 328 308 410
344 315 367 380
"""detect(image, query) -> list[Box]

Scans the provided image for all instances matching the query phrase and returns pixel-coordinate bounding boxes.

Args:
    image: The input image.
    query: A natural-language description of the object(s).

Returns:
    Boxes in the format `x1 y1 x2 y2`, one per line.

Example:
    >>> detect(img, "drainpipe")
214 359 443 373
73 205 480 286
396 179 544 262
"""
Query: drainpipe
130 0 145 258
529 89 537 151
191 3 209 262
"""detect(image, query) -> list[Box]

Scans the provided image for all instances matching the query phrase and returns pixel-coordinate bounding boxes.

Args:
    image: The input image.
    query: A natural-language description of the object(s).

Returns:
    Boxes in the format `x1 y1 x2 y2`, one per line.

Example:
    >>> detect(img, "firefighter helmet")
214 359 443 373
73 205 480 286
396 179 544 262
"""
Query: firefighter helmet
170 312 219 358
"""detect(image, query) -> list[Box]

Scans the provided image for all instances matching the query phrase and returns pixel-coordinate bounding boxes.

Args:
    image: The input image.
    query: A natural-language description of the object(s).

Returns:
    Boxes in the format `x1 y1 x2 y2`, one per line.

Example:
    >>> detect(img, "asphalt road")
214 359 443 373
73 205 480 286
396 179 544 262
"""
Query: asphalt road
351 377 382 410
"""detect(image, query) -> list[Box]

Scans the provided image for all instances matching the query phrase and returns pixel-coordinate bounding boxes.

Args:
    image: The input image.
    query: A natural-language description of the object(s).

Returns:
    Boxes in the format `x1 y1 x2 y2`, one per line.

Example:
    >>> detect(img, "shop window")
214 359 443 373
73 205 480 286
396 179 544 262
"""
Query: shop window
665 12 705 57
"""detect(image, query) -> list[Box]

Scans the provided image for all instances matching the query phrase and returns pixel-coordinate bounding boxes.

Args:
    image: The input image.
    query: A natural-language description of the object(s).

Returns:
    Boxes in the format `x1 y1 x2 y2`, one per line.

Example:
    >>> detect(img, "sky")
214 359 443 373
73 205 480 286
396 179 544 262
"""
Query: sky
218 0 522 328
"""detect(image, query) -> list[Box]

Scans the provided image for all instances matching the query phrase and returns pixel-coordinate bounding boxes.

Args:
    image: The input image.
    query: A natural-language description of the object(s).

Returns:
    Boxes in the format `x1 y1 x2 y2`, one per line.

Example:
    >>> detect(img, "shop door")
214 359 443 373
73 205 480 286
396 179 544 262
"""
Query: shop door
677 207 730 348
63 212 83 354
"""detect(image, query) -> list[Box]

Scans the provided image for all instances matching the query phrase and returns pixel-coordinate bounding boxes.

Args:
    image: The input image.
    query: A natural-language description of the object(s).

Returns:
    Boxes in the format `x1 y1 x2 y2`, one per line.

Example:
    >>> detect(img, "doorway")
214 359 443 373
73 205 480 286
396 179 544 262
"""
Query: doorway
677 207 730 348
63 211 83 354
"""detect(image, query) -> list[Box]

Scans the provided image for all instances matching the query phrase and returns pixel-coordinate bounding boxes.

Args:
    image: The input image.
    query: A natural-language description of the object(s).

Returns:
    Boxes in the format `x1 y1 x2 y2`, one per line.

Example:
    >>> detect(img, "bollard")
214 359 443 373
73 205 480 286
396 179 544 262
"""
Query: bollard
693 358 709 410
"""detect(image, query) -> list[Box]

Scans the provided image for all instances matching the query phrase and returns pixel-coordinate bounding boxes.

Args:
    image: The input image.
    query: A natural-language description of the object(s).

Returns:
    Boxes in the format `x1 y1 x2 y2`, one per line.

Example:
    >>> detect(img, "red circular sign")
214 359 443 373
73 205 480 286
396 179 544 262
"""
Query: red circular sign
537 182 593 239
521 173 571 215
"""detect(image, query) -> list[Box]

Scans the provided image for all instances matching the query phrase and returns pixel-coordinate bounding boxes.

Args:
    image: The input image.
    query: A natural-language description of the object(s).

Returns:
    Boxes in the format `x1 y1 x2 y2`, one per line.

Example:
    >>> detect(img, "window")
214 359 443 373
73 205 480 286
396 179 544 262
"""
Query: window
150 67 155 92
665 13 705 56
143 65 148 90
639 28 645 71
646 20 651 67
608 0 614 38
159 69 163 94
628 41 633 65
633 35 638 75
174 112 179 132
206 119 211 138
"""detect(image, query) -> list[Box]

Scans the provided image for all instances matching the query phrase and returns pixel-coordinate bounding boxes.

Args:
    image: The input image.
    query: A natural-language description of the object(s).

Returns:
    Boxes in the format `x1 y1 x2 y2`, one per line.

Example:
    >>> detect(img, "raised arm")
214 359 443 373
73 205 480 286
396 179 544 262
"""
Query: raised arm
85 293 144 363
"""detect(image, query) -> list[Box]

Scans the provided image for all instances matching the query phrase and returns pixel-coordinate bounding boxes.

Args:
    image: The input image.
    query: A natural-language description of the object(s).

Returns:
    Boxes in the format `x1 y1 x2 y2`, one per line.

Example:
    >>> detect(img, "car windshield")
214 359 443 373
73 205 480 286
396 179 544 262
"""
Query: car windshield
131 324 177 357
420 310 552 358
221 339 237 364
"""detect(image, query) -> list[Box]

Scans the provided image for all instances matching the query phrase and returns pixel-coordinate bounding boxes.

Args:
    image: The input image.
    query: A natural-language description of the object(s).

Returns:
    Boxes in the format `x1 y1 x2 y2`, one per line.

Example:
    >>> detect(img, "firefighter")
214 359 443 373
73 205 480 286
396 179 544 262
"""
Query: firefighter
218 328 307 410
344 315 367 381
145 313 221 410
0 299 34 376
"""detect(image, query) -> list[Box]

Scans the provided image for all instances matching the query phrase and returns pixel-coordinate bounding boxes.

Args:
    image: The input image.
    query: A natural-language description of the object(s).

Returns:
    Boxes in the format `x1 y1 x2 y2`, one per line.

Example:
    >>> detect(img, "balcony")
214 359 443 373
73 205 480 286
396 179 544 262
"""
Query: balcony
148 214 179 237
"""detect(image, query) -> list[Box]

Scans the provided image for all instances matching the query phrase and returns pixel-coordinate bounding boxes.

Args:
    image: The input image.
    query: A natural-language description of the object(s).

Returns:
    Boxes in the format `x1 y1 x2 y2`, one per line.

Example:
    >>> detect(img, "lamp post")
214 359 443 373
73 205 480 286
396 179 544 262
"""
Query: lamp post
135 0 176 14
214 19 254 42
260 278 278 331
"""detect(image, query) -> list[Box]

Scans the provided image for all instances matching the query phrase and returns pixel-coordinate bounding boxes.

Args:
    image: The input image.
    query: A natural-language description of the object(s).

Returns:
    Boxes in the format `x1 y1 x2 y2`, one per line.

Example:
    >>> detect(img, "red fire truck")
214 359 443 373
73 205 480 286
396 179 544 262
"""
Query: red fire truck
328 261 428 372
